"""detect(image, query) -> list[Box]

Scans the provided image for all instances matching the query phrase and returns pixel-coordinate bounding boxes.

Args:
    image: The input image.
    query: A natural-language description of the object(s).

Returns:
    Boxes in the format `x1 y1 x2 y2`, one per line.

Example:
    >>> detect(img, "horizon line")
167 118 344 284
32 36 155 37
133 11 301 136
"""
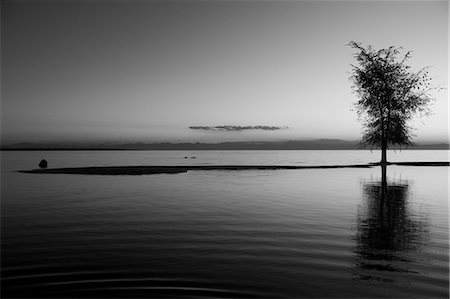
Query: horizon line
2 137 449 146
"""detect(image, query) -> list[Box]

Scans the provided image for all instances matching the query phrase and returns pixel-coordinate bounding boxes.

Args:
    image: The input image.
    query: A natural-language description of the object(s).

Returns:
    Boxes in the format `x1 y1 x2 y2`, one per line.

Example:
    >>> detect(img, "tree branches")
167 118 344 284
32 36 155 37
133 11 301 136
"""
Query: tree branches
348 41 436 150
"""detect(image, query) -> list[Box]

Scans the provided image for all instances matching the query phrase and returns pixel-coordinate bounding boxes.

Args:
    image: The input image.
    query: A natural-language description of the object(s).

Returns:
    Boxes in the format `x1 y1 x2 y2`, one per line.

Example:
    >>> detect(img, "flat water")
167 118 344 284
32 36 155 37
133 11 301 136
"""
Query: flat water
1 150 448 298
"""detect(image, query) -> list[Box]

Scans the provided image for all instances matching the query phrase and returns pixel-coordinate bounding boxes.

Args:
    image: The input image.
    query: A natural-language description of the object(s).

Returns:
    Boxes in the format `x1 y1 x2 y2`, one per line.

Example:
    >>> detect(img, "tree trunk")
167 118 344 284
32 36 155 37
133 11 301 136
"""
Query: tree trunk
380 116 388 165
381 139 387 165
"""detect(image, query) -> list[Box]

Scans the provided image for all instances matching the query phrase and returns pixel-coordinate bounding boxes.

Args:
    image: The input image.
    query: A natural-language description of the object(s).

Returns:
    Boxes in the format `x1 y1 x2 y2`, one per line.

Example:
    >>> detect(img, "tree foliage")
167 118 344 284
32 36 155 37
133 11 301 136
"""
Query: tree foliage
348 41 435 154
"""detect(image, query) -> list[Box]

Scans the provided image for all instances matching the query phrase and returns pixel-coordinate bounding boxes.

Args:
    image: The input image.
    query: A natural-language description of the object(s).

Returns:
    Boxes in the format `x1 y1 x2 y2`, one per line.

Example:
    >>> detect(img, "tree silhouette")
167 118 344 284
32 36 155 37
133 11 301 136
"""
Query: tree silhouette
348 41 435 164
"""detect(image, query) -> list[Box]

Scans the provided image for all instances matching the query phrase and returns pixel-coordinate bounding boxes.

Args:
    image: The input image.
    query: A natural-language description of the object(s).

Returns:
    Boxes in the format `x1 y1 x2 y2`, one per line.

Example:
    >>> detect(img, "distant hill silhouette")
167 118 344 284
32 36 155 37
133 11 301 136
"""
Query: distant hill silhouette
1 139 448 150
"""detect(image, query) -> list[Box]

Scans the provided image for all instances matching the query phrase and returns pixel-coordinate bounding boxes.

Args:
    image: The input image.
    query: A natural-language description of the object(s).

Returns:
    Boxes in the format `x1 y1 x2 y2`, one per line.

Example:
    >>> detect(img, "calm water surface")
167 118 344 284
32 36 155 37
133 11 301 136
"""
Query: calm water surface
1 150 448 298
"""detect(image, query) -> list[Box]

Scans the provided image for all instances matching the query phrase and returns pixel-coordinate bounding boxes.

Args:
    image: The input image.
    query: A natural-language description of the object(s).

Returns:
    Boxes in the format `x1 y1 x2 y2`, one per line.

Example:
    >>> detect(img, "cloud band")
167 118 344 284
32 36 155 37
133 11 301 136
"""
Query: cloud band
189 125 288 132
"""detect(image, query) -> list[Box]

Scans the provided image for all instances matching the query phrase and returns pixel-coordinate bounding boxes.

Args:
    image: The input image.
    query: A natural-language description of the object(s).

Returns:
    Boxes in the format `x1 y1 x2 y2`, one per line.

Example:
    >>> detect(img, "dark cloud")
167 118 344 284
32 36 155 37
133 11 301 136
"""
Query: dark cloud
189 125 288 132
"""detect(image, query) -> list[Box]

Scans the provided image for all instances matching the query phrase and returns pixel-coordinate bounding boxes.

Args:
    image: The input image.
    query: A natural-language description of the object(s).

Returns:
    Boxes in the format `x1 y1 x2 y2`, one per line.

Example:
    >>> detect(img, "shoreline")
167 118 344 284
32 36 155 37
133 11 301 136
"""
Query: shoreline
18 162 450 175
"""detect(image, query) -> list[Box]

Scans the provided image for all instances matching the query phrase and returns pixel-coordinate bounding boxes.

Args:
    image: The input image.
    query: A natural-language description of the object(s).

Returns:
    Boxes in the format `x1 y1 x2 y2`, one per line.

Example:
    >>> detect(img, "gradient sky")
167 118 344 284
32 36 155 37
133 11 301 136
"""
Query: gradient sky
1 0 448 144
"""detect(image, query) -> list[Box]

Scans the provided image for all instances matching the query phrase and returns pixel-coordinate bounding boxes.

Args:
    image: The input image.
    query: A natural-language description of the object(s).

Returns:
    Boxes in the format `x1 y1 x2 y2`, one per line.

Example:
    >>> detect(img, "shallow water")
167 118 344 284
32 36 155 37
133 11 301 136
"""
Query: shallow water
1 150 448 298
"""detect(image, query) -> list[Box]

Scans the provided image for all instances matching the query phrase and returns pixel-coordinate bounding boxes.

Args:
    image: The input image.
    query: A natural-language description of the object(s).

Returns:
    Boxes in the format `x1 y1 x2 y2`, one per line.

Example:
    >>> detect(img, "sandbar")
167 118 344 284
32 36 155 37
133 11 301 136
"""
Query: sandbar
18 162 449 175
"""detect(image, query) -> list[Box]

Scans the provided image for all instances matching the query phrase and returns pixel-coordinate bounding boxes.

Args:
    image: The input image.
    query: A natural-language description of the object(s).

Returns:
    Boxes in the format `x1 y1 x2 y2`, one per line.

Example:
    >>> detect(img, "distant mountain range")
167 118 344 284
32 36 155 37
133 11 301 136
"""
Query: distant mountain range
1 139 449 150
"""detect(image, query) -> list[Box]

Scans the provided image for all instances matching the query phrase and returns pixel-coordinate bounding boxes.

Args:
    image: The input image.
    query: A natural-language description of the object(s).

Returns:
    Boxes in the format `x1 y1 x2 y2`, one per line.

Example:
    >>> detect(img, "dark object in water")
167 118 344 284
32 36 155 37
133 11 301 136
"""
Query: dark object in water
190 157 196 159
38 159 48 168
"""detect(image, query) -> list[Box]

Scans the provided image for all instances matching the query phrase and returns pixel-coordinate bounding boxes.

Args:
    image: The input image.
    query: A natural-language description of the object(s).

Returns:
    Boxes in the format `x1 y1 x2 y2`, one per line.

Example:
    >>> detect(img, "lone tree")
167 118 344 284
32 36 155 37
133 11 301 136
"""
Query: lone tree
348 41 435 165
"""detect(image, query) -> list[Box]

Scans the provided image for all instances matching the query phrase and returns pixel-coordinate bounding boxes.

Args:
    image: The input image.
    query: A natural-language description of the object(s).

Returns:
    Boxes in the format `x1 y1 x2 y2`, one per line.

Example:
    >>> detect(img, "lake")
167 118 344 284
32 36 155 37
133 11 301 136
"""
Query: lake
1 150 448 298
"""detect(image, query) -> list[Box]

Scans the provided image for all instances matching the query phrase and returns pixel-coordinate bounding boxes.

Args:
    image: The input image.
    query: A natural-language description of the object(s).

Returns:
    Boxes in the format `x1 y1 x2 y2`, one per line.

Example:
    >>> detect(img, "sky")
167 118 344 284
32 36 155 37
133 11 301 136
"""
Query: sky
1 0 448 144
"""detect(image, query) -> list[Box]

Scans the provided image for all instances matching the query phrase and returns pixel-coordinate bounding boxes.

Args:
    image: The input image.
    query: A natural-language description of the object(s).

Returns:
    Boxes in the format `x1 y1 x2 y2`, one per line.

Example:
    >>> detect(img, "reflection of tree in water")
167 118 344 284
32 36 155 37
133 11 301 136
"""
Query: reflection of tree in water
354 166 428 282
